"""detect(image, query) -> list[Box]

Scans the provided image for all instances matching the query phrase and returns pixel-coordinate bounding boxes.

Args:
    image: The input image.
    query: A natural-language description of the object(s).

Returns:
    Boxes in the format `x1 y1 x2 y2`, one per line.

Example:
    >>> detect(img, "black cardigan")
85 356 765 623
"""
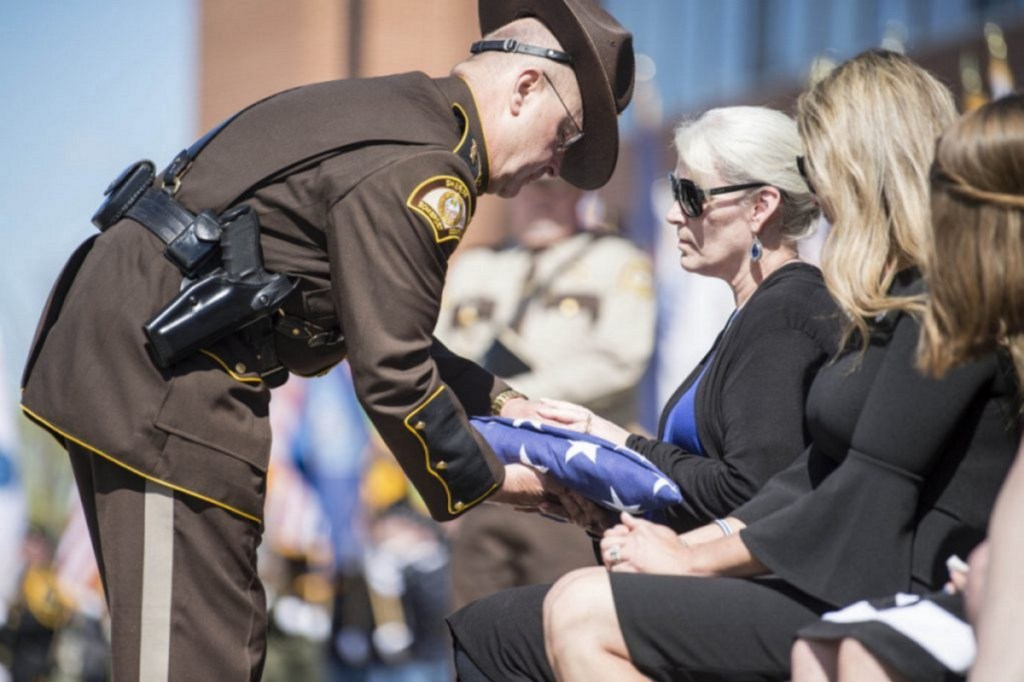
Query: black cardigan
736 271 1021 606
627 262 840 531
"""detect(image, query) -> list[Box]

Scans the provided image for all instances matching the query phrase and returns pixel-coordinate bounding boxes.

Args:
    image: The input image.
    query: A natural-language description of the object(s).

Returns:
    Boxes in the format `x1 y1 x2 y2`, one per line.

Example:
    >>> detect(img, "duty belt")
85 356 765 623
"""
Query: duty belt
91 159 298 386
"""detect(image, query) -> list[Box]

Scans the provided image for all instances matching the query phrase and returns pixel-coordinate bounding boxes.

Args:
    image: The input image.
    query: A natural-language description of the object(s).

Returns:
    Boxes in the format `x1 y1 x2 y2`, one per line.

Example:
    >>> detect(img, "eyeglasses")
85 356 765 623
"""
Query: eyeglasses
667 174 768 218
796 155 816 196
542 71 584 153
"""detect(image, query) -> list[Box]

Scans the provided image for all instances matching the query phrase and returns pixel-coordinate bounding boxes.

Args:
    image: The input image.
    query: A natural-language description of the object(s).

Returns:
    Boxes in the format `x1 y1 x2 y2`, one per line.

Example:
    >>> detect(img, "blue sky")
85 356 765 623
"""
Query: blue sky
0 1 196 400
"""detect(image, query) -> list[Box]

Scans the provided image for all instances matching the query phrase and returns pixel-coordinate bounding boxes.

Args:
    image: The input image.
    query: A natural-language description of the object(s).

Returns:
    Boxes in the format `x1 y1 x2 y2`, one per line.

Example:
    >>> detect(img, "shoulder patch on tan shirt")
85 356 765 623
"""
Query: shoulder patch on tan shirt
407 175 472 244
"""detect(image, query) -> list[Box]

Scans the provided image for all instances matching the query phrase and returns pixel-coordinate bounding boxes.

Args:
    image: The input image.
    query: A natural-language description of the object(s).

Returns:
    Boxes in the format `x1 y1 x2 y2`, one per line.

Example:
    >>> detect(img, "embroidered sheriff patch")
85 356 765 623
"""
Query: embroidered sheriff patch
407 176 472 244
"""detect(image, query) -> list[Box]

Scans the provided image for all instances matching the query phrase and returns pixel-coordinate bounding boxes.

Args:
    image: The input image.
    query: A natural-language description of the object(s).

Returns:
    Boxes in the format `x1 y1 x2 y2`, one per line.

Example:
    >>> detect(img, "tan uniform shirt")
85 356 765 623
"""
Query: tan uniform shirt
436 231 655 425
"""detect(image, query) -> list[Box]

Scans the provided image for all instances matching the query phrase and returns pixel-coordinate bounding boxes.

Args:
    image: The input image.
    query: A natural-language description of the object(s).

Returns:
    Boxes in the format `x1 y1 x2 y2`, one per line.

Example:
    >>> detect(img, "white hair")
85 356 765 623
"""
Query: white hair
674 106 820 241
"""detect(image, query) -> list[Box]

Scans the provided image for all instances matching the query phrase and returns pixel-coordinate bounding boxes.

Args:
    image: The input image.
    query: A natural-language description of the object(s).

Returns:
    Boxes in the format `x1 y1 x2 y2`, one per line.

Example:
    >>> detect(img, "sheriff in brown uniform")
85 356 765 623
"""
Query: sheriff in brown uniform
20 1 634 679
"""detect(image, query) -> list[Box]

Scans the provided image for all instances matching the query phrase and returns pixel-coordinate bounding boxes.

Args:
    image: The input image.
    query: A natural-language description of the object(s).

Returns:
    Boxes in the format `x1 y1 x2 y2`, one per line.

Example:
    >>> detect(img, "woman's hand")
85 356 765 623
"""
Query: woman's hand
963 541 990 626
601 513 767 578
599 512 694 575
536 398 631 446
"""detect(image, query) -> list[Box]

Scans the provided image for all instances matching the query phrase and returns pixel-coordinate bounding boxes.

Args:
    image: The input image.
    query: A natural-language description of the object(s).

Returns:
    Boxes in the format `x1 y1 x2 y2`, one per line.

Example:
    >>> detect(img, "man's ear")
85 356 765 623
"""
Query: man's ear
750 185 783 233
510 69 543 117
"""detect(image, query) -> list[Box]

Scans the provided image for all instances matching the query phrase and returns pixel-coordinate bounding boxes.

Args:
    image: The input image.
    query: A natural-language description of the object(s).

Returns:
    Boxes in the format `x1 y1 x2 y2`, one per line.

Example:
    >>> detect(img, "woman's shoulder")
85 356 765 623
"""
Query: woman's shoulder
744 263 840 328
724 263 842 353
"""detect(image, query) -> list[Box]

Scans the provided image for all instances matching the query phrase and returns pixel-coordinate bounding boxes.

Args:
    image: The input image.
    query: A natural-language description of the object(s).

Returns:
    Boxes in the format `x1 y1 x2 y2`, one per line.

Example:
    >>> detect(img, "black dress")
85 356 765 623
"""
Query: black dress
448 271 1021 681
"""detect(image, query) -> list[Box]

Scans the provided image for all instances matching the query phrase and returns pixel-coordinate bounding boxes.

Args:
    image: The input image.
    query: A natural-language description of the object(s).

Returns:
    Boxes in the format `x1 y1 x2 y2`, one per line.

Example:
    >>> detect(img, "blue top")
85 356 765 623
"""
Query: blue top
662 357 713 457
662 310 740 457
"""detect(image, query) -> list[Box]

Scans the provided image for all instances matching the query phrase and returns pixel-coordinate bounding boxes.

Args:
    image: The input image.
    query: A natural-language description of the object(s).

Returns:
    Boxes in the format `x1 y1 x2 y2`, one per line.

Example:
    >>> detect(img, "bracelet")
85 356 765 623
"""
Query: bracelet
490 388 528 416
713 518 734 537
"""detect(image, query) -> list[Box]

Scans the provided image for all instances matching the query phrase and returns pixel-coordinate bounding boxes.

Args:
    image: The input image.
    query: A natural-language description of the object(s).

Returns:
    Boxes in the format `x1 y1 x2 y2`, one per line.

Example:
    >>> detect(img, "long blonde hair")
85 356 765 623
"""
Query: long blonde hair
796 50 957 348
920 94 1024 385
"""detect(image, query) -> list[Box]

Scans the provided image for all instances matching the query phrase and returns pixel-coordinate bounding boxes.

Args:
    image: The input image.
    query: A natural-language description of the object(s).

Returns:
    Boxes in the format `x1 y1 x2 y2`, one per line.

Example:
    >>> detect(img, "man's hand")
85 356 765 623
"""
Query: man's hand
541 489 618 535
489 463 554 508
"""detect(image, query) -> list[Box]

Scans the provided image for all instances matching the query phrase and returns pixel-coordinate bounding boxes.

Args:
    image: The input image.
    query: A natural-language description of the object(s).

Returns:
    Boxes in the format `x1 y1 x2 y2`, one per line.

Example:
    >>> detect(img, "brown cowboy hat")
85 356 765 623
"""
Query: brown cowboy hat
477 0 635 190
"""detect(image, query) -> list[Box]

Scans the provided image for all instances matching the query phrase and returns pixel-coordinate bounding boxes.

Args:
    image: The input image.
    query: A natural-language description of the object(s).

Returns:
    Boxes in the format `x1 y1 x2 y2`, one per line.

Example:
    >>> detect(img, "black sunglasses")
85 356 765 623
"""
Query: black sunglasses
667 174 768 218
796 155 816 196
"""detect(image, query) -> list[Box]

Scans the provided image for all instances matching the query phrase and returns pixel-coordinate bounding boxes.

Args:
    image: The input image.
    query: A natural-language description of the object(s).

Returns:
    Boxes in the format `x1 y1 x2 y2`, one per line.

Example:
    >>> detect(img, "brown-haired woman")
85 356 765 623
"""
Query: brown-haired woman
791 93 1024 682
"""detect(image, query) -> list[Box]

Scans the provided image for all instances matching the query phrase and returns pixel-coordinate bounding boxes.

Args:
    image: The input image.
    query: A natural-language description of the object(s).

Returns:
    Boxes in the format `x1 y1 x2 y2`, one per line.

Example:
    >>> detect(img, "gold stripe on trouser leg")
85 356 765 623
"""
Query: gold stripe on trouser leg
139 480 174 682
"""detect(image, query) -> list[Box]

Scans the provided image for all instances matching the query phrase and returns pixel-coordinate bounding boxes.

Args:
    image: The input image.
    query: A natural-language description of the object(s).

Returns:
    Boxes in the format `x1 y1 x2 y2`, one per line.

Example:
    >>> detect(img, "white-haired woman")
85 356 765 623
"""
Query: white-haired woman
537 104 834 532
448 104 838 680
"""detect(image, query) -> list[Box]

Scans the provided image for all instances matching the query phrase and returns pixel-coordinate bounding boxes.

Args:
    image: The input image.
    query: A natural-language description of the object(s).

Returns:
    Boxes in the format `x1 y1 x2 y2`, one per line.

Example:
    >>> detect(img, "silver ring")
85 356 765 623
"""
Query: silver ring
608 545 621 564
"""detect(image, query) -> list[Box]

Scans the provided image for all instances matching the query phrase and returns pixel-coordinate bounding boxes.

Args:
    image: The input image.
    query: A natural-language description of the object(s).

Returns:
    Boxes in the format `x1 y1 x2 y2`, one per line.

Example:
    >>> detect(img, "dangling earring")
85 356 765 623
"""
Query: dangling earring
750 235 763 262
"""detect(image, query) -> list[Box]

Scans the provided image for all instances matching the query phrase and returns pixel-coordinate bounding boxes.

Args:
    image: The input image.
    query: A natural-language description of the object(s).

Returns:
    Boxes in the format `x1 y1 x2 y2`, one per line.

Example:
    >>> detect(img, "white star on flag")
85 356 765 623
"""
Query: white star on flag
513 418 545 430
604 486 642 513
653 478 671 495
564 440 599 464
519 444 549 473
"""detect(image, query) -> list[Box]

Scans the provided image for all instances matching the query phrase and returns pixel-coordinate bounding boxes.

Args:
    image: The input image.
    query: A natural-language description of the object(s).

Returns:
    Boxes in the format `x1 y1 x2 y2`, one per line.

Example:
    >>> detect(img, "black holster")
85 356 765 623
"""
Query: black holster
93 160 298 378
143 207 297 370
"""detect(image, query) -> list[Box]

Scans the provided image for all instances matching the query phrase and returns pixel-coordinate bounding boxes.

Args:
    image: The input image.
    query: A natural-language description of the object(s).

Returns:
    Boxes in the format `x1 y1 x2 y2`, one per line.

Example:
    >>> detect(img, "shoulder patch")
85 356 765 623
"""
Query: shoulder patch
407 175 473 244
617 258 654 299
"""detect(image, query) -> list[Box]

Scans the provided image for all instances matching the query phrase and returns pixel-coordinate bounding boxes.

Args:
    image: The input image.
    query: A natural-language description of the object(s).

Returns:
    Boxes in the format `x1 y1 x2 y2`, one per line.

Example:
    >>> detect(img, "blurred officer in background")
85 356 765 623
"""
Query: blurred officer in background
0 526 72 682
436 177 654 606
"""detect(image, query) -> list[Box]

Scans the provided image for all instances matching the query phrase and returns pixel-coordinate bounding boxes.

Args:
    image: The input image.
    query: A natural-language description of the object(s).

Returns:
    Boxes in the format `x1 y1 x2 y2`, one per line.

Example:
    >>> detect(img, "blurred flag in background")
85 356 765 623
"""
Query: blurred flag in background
0 333 27 620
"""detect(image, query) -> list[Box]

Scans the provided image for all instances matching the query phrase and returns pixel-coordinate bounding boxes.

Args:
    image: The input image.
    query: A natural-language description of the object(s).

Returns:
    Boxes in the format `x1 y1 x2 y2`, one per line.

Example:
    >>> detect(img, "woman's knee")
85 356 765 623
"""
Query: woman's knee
790 637 837 682
544 568 614 643
836 638 906 682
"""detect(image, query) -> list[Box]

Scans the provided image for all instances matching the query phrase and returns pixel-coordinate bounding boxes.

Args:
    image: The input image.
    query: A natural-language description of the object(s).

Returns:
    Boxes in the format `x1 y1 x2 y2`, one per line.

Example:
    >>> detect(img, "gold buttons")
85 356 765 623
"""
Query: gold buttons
291 328 300 336
435 460 448 471
453 501 465 512
414 420 426 431
559 297 580 317
234 363 247 374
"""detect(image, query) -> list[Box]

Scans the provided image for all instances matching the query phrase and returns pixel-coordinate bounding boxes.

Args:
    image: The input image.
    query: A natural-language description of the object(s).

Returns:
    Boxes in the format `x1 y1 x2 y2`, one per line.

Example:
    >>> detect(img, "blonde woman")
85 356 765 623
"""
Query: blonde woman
448 50 1021 682
791 93 1024 682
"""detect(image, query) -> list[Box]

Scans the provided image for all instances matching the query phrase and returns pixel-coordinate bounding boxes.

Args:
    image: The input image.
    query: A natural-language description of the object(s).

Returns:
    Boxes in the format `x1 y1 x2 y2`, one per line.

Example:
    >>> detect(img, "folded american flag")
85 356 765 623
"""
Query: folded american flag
470 417 683 513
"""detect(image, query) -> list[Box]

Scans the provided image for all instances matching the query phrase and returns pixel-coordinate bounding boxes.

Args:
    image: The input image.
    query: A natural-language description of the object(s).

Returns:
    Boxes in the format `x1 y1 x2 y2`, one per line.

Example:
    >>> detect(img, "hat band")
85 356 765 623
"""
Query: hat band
470 39 573 65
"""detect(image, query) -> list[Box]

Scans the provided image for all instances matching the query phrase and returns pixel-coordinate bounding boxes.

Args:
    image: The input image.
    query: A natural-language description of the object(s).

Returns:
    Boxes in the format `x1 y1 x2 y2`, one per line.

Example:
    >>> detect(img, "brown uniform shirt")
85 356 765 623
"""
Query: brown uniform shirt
22 73 508 523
